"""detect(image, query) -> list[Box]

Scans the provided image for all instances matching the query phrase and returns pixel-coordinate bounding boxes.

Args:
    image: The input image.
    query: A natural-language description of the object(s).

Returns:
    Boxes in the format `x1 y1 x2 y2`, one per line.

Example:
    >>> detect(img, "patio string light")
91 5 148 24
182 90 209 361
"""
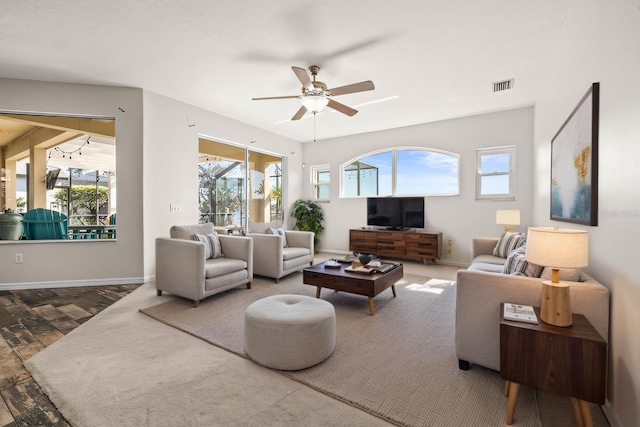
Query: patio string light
48 136 91 161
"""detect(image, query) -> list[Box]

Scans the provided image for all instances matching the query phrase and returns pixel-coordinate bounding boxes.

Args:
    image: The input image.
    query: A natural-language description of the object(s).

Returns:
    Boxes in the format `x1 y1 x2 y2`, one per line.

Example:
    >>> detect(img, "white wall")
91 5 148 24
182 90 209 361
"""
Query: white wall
0 80 303 287
141 91 303 278
533 1 640 426
303 107 534 265
0 78 145 286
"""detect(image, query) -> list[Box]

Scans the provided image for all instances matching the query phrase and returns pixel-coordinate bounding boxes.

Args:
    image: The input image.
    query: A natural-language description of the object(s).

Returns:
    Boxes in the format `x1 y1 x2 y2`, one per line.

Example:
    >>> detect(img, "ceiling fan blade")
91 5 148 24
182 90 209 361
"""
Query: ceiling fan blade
291 105 308 121
327 99 358 116
292 66 314 91
327 80 375 96
252 95 299 100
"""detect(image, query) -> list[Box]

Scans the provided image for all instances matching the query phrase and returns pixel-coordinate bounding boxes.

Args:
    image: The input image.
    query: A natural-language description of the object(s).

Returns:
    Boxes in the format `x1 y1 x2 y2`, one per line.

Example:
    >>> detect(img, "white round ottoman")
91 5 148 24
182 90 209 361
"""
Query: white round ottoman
244 294 336 371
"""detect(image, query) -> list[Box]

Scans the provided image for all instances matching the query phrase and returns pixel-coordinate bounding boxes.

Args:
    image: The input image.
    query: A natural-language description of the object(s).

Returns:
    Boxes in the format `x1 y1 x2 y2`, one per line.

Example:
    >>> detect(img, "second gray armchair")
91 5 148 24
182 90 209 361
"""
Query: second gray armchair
247 221 314 283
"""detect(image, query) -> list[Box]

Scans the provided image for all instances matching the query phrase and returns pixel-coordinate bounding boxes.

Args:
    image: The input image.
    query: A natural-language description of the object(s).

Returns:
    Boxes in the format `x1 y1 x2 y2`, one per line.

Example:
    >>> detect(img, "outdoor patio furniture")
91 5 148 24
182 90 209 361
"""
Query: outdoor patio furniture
22 208 68 240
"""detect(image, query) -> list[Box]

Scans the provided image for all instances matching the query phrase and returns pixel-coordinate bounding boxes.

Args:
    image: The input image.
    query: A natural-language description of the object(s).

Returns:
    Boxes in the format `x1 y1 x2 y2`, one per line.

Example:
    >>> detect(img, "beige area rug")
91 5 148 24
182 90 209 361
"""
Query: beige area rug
26 281 392 427
140 273 542 427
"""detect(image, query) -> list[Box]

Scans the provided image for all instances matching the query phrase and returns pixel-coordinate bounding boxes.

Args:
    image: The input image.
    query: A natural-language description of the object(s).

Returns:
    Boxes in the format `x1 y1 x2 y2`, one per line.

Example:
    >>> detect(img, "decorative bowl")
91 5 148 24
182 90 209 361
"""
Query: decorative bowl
358 254 372 265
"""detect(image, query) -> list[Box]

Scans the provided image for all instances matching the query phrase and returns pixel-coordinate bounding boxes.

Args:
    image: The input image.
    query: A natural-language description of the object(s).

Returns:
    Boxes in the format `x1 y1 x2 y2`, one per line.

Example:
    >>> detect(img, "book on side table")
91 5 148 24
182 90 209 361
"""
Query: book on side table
503 303 539 324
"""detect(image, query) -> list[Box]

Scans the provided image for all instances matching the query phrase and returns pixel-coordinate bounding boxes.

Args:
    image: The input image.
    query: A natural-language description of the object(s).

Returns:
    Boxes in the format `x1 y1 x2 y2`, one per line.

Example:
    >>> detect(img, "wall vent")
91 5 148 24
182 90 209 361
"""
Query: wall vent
492 78 514 92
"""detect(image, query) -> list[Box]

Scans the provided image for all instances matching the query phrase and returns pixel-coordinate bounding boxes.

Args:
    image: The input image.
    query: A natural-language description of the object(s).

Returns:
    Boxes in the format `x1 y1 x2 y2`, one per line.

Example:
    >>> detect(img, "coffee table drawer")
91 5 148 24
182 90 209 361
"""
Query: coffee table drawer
303 270 376 296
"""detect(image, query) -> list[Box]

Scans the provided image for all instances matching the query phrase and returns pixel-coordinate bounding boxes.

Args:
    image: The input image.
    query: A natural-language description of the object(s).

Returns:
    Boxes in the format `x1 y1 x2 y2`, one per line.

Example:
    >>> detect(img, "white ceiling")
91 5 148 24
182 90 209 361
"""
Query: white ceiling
0 0 568 143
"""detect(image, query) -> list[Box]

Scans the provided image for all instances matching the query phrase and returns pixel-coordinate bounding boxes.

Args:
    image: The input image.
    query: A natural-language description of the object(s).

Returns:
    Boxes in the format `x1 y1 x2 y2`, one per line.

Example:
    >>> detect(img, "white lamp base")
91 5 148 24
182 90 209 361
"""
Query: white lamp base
540 280 573 327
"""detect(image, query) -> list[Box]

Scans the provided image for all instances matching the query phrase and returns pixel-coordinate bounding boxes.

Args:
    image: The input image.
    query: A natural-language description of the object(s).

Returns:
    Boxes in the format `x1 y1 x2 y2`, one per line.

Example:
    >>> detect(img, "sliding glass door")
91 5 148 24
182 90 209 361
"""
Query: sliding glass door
198 138 283 230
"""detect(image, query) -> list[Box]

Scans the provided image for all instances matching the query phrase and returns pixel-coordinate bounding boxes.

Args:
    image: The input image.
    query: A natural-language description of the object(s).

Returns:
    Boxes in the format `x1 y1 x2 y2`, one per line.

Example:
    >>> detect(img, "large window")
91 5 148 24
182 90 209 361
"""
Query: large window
341 148 459 197
476 146 515 200
0 113 117 239
198 138 283 230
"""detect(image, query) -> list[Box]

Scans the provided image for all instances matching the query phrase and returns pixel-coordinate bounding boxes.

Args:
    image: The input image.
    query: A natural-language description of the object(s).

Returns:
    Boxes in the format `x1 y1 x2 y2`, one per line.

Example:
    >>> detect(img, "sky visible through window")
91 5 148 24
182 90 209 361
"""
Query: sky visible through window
480 152 510 194
343 149 459 197
396 150 458 195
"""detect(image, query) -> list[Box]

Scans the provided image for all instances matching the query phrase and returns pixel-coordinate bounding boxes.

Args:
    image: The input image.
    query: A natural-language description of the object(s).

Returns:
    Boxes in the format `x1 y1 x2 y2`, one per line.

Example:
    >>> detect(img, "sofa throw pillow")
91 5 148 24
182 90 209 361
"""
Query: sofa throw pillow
541 267 581 282
193 233 224 259
493 231 525 258
501 247 543 277
267 226 288 248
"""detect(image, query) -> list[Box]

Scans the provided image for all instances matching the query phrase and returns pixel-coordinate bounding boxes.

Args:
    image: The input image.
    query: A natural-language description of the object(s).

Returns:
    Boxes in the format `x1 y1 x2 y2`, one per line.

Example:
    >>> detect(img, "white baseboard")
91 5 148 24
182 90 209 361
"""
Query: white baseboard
602 401 622 427
0 276 146 291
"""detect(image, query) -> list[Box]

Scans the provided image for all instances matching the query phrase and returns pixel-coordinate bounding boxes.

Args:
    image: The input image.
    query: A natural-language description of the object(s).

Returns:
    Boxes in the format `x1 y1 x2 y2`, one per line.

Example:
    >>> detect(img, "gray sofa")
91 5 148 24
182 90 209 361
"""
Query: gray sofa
155 223 253 307
247 221 314 283
455 237 610 371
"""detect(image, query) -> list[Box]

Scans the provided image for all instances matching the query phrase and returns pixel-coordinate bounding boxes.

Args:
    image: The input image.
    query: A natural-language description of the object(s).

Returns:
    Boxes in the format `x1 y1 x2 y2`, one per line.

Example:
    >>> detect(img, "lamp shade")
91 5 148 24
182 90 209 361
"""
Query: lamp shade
524 227 589 268
496 210 521 226
301 95 328 113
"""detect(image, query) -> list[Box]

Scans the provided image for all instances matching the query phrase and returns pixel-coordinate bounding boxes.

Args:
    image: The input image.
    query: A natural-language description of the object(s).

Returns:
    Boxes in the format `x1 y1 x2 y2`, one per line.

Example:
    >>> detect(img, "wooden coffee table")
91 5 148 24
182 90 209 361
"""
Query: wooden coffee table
303 260 403 316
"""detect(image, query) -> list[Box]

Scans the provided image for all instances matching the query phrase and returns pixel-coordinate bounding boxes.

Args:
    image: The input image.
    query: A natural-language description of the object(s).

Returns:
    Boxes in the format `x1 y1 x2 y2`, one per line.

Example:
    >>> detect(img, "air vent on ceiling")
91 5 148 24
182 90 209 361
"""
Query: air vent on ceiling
492 78 514 92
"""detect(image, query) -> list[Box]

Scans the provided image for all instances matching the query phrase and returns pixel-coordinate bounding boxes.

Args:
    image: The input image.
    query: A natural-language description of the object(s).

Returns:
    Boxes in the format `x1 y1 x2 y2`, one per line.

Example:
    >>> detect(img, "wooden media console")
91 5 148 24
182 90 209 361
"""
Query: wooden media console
349 229 442 264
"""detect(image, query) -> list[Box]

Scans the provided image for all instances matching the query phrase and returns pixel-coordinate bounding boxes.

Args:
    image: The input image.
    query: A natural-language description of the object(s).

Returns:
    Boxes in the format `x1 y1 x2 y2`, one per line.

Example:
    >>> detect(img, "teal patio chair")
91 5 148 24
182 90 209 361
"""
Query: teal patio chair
22 208 68 240
101 213 116 238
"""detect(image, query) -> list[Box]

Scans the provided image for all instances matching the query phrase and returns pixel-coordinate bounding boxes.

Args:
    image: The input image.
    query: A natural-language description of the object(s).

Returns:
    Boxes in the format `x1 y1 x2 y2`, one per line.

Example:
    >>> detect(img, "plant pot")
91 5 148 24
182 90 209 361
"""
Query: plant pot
0 209 23 240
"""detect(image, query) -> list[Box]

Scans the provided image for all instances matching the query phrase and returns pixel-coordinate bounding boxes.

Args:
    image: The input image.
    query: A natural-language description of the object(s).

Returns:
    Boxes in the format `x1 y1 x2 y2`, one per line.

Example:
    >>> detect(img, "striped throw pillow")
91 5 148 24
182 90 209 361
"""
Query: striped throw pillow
501 247 543 277
267 226 288 248
493 232 525 258
193 233 224 259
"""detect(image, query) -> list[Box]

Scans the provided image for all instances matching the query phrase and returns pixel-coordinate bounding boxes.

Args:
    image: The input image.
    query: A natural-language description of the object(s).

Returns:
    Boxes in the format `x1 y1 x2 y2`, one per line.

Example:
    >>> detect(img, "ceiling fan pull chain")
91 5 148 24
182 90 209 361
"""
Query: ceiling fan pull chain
313 111 317 142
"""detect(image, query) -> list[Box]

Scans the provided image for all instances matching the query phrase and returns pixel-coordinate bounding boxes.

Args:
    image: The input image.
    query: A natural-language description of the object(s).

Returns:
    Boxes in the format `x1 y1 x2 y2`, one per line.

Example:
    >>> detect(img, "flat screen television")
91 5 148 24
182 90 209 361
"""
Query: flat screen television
366 197 425 230
45 169 61 190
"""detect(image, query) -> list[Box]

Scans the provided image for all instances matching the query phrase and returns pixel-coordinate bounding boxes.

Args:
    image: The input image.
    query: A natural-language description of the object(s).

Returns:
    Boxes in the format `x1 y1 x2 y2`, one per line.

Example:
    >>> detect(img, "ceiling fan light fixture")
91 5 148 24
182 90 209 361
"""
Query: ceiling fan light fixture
301 95 329 113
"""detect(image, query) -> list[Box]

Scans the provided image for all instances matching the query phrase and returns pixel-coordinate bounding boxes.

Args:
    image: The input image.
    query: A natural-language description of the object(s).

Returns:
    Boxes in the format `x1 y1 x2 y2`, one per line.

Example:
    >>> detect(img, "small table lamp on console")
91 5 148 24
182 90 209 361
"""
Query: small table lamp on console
496 210 520 232
524 227 589 327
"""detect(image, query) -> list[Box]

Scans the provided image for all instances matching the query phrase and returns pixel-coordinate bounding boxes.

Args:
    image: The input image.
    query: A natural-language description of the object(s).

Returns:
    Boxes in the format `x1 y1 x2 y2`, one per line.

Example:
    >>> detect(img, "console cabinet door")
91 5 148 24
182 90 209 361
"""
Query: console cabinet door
376 232 406 256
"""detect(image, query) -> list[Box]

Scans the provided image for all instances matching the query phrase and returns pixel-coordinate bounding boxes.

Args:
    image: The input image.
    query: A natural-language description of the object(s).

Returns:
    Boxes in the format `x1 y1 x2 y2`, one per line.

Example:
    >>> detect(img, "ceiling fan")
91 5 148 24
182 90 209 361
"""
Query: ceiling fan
252 65 375 121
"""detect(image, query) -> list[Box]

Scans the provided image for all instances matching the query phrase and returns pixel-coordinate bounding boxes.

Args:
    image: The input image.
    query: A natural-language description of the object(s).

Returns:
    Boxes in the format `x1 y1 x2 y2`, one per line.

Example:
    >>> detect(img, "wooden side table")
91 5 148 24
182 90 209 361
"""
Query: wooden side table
499 304 606 427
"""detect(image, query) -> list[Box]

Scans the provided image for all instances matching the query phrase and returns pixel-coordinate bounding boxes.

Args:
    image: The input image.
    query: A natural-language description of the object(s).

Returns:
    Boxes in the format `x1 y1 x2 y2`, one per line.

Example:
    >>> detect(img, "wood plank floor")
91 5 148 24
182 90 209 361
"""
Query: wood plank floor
0 284 140 427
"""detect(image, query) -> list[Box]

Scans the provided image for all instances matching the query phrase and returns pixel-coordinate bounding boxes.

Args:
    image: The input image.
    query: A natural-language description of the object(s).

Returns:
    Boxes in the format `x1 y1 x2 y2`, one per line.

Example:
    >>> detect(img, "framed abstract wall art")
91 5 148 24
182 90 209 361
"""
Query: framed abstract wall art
550 82 599 226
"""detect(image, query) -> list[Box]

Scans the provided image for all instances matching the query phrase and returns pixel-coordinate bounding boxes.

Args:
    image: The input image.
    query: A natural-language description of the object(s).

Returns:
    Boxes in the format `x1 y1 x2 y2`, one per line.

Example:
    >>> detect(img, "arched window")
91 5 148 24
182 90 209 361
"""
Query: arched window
340 147 459 197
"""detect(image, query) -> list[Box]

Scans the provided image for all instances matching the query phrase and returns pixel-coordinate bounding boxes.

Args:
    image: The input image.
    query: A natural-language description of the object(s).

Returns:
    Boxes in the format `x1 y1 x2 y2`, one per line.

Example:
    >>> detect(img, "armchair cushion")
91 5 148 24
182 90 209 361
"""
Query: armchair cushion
205 258 248 278
267 226 288 247
282 247 311 261
194 233 224 259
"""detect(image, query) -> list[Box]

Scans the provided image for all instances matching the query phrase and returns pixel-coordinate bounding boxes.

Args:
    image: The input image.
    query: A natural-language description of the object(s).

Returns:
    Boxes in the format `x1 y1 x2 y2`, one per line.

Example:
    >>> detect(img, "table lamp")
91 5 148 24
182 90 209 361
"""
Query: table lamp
496 210 520 232
524 227 589 327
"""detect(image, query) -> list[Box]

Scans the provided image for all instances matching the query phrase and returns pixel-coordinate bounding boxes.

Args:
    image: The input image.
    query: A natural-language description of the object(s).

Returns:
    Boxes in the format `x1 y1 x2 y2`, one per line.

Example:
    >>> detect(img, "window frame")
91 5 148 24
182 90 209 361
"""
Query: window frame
475 145 516 201
198 137 284 228
310 164 330 200
1 111 117 241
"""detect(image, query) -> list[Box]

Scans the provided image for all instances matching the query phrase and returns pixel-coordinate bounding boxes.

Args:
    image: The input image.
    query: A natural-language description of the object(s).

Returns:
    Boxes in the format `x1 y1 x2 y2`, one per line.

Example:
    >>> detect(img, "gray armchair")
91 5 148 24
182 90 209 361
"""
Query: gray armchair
155 223 253 307
247 221 314 283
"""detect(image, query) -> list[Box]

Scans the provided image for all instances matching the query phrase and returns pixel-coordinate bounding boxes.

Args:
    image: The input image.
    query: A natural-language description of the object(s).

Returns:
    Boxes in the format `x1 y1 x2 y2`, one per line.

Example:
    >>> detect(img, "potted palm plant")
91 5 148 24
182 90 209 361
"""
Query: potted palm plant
291 200 324 253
